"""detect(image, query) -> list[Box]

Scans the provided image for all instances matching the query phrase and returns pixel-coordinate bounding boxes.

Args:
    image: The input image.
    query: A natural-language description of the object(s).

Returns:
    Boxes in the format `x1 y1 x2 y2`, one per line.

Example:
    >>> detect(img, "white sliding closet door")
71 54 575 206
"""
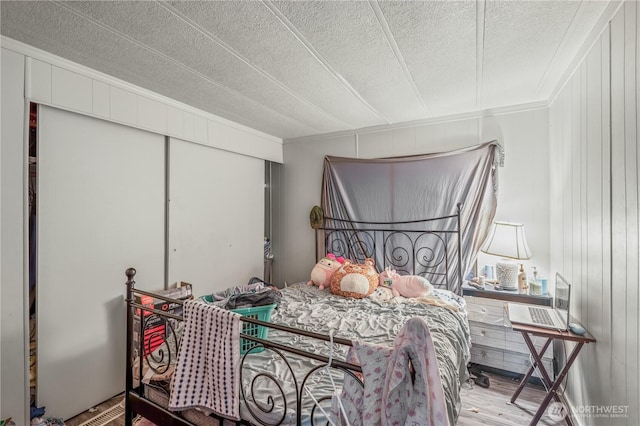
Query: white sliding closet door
168 138 264 292
37 106 165 420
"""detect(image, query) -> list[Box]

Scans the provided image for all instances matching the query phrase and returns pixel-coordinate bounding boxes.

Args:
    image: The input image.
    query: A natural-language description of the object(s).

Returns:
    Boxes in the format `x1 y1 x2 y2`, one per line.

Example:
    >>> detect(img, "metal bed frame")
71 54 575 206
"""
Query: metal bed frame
314 203 463 290
125 267 363 426
124 205 464 426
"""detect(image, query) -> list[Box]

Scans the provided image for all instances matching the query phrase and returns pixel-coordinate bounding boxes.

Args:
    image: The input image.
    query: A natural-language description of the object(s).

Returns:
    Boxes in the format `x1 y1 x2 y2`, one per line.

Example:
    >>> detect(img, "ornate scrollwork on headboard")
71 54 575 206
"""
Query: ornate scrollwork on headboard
311 205 463 291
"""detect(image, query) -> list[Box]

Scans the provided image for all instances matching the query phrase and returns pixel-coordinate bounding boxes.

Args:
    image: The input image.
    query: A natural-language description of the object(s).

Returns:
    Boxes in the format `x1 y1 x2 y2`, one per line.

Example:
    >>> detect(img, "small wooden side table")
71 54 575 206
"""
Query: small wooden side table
509 319 596 426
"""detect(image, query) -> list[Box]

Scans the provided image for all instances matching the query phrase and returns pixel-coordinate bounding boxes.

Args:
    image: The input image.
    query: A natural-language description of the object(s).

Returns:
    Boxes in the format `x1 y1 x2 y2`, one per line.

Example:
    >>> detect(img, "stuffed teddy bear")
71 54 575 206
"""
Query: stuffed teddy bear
307 253 345 290
378 267 434 298
330 258 379 299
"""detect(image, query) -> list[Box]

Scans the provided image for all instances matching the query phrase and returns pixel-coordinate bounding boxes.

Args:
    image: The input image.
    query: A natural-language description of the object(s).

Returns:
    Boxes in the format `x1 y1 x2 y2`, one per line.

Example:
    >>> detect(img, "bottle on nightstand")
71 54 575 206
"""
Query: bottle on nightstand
518 264 528 294
529 267 542 295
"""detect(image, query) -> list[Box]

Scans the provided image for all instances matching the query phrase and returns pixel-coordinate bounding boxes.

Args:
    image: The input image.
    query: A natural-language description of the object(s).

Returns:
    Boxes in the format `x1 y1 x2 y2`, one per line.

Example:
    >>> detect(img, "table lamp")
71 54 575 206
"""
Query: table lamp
480 221 532 291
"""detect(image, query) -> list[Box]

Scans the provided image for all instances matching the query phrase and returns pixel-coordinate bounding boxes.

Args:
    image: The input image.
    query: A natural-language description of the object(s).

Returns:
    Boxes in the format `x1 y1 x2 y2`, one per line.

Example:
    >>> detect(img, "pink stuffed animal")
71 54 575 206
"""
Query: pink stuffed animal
379 268 434 298
307 253 345 290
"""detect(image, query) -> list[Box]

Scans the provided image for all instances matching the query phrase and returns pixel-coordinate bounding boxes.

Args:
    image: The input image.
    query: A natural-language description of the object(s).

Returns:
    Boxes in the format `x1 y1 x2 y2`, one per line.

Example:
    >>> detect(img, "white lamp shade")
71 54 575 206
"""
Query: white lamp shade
480 221 532 260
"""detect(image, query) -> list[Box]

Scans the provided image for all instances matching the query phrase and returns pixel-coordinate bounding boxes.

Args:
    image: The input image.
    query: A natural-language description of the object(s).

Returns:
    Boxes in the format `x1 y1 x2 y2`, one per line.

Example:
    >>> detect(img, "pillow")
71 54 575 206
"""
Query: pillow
330 258 379 299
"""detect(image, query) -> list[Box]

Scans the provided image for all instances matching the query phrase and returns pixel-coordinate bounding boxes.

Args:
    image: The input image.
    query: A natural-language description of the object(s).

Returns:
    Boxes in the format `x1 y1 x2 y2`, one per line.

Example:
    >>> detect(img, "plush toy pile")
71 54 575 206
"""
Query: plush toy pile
307 256 434 301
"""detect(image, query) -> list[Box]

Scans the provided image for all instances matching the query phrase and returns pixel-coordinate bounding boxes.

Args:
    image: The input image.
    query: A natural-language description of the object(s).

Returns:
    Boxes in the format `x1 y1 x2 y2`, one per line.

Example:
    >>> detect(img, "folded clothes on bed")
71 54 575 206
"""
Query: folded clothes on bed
205 281 281 310
211 281 269 301
225 289 281 309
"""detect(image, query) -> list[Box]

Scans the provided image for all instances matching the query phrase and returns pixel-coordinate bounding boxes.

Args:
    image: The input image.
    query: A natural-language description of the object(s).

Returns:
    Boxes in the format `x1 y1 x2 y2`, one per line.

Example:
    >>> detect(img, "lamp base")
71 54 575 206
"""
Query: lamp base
495 259 519 291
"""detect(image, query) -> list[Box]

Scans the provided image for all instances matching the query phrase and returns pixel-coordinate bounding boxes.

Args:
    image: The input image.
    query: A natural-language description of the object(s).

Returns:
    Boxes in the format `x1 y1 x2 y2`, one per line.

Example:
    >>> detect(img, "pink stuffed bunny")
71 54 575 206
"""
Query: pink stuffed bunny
307 253 345 290
379 267 434 298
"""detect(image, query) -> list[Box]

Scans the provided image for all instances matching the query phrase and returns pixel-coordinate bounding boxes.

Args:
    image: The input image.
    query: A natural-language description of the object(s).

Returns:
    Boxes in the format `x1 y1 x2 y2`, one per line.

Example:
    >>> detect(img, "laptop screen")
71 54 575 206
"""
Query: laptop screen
555 273 571 326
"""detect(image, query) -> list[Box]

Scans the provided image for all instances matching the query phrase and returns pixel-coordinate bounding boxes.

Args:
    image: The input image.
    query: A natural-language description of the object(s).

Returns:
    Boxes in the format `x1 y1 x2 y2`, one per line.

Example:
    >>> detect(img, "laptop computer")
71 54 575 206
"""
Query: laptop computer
508 273 571 330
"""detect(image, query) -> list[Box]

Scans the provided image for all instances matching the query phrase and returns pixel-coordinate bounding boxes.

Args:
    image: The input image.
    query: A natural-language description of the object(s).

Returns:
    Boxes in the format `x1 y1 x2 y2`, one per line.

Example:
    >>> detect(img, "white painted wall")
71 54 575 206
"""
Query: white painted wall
276 135 356 285
476 110 551 283
278 108 550 285
549 2 639 424
168 138 265 292
0 47 28 425
37 106 167 420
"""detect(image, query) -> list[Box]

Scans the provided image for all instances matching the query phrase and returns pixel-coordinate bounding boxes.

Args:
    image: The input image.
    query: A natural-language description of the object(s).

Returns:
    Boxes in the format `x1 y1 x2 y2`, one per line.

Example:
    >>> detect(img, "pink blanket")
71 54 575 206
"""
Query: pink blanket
338 317 449 425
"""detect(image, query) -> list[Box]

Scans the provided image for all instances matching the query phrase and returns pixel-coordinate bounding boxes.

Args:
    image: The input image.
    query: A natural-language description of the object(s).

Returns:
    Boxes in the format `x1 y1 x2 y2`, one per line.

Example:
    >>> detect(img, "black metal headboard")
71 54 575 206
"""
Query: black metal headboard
311 203 463 293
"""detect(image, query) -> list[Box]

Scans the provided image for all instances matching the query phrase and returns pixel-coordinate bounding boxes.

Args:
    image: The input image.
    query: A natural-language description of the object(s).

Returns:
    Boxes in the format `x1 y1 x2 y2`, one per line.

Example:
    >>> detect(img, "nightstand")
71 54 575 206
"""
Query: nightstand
462 282 554 379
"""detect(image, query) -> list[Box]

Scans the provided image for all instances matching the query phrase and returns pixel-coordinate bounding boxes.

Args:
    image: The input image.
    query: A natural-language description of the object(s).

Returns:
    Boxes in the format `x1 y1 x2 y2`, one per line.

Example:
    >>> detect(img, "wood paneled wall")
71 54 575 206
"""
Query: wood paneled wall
549 2 639 424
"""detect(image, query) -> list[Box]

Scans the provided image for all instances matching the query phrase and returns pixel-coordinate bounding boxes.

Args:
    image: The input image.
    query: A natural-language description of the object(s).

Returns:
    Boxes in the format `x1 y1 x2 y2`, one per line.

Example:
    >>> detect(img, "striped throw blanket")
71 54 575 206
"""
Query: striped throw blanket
169 300 241 420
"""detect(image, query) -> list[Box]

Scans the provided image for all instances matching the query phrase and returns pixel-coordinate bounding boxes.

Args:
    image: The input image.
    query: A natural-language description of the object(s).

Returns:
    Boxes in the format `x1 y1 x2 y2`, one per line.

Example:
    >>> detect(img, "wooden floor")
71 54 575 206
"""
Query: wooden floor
66 372 562 425
458 372 564 425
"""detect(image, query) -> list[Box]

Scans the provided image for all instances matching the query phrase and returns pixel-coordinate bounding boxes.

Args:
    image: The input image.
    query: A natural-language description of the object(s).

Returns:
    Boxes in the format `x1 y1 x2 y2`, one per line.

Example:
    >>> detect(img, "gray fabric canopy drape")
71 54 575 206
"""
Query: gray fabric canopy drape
321 141 502 294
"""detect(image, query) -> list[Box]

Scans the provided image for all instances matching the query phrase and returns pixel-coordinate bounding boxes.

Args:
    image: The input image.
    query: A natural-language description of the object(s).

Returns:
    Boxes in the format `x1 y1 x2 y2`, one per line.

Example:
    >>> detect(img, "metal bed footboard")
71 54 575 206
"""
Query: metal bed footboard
124 268 363 426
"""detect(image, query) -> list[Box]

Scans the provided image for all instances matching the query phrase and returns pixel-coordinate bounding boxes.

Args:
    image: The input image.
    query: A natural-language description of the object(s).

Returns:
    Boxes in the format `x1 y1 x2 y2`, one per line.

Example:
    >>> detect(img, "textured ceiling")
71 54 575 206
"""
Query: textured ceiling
1 1 611 140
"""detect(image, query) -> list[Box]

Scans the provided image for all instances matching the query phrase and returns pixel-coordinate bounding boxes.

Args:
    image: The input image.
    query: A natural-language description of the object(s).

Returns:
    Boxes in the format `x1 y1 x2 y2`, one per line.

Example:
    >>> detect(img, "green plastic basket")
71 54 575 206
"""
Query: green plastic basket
200 295 276 354
231 304 276 354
